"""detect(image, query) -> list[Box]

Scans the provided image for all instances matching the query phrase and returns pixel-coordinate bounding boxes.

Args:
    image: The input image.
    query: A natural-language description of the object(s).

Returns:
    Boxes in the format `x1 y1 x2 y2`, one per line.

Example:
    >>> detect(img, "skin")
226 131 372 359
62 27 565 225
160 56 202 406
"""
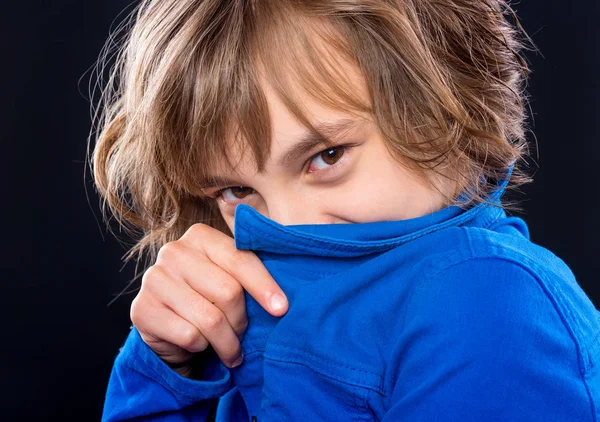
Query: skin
133 58 459 377
204 80 455 230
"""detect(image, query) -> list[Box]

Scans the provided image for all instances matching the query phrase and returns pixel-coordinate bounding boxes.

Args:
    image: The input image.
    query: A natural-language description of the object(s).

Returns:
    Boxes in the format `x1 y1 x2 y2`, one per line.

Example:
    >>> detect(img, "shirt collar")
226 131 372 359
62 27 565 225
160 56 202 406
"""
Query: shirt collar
234 166 512 257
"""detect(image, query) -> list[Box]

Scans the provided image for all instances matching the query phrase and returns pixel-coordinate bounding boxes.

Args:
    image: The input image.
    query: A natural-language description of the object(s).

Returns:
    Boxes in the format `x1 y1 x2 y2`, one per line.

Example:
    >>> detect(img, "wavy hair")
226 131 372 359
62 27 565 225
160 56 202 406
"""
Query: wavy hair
88 0 534 270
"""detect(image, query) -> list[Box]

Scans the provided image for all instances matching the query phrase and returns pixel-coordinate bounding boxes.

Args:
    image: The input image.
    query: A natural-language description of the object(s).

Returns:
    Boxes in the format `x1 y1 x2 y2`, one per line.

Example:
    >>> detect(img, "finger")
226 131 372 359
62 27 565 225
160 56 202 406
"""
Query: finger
142 322 205 366
147 271 243 368
131 296 208 360
157 244 248 336
186 260 249 336
221 248 288 317
183 224 289 316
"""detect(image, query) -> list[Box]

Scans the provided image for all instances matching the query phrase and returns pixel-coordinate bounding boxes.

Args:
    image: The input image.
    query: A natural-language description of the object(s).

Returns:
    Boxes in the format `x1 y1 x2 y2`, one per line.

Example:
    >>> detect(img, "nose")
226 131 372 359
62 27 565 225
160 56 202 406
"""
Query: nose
264 194 319 226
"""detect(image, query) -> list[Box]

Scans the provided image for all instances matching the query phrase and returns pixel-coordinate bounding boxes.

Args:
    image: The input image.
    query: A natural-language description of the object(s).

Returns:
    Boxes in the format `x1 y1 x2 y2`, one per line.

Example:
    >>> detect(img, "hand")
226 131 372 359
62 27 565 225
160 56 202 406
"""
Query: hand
130 223 288 377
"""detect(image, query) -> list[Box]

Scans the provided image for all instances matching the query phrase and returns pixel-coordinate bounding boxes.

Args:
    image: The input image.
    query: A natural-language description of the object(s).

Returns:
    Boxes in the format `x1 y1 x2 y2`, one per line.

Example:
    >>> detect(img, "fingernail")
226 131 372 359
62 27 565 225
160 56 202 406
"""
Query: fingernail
231 353 244 368
270 293 287 312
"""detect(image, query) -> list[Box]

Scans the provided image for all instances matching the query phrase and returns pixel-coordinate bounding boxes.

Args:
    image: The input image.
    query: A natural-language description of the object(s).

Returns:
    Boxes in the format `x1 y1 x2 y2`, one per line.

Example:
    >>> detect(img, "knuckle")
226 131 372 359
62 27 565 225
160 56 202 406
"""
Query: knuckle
129 297 142 325
156 241 184 263
141 265 165 288
202 311 225 332
179 326 200 350
188 223 211 239
193 336 209 353
224 249 251 274
235 250 254 267
130 294 153 327
220 283 243 306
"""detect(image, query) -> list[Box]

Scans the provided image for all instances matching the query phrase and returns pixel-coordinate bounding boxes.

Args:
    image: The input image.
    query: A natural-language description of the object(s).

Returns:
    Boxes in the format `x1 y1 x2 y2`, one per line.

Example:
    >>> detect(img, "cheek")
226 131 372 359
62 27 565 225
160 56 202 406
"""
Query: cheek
323 159 432 223
221 213 235 236
320 179 410 223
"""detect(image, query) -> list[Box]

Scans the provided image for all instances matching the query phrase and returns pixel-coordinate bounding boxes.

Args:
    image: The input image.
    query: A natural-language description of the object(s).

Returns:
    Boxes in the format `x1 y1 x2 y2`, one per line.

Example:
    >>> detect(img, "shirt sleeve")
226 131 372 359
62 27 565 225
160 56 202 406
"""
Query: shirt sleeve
379 257 594 421
102 326 236 421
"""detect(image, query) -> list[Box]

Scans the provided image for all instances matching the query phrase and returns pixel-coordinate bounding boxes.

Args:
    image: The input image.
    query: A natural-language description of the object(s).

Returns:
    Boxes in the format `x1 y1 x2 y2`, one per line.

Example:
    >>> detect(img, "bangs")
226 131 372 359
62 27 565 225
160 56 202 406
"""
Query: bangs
177 1 373 195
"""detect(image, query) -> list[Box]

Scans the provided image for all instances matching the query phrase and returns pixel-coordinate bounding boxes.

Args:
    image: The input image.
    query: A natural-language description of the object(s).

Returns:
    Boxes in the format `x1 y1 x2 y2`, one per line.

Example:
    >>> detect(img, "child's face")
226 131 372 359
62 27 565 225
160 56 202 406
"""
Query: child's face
203 71 456 232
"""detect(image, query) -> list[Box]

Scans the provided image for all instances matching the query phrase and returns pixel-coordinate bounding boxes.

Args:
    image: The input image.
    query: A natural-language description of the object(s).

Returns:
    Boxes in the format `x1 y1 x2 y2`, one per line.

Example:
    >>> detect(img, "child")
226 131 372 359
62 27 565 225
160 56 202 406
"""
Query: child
93 0 600 420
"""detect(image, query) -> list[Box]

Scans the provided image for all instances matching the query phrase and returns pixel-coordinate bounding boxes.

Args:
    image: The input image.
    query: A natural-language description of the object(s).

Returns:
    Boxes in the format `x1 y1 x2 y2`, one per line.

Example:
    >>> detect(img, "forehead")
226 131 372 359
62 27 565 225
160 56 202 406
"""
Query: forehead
262 70 370 142
197 13 374 189
214 74 372 175
208 115 372 193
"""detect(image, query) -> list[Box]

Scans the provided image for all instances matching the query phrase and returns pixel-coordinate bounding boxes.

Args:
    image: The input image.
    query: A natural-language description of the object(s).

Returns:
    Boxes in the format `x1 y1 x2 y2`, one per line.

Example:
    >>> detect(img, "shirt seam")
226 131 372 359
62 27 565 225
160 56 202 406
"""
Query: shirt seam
236 201 502 255
394 239 595 420
124 358 227 401
125 329 233 401
264 348 385 395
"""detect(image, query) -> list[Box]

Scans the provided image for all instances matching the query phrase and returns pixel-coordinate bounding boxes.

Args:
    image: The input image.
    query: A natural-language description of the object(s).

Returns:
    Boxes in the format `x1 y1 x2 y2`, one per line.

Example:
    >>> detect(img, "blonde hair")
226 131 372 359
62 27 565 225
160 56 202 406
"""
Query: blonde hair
89 0 534 269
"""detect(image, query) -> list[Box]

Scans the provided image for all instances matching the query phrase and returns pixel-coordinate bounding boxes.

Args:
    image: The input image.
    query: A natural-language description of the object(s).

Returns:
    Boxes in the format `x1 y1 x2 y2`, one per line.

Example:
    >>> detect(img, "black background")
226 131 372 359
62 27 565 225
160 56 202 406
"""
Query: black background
1 1 598 420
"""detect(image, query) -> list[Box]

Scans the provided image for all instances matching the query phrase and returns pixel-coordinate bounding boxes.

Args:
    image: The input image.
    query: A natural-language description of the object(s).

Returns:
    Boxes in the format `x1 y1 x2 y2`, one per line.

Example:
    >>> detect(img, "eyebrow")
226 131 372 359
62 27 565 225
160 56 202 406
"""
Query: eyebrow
278 117 367 167
198 176 242 190
199 117 368 190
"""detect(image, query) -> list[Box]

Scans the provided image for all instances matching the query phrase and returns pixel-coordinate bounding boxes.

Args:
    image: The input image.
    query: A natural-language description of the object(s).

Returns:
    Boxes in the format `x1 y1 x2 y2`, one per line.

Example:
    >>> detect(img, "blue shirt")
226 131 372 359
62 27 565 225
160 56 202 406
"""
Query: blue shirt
102 180 600 421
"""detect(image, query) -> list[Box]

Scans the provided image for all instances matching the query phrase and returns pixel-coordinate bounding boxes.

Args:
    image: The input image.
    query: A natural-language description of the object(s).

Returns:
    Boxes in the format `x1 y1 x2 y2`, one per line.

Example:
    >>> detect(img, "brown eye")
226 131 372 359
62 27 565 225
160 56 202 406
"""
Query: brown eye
308 146 346 172
228 186 254 199
216 186 256 204
320 148 344 165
